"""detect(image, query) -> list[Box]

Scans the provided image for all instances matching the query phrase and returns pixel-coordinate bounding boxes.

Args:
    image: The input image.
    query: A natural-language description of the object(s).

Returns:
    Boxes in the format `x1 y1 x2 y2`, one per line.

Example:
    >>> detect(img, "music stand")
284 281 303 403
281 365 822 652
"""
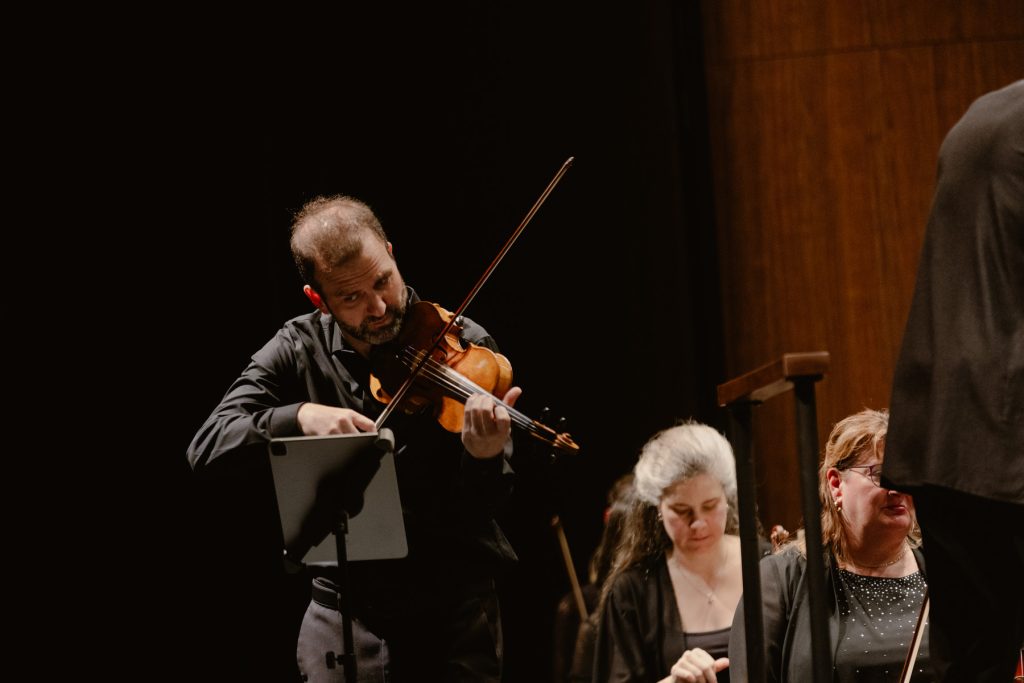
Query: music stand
268 429 408 682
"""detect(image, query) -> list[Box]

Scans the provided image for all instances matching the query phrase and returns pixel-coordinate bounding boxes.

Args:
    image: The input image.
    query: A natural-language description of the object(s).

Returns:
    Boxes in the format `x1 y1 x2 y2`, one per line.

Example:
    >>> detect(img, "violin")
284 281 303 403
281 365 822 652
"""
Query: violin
366 157 579 457
368 300 579 456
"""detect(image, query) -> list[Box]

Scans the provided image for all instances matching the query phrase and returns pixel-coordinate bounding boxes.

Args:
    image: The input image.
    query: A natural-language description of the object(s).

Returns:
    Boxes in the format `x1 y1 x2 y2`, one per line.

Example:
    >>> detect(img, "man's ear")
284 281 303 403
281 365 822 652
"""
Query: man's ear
303 285 325 311
386 241 393 256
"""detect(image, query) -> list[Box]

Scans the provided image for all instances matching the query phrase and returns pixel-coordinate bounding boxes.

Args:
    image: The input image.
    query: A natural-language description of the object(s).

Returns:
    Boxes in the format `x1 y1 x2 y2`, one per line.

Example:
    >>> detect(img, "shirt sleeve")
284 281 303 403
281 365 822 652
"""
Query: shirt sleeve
458 440 515 515
186 328 306 470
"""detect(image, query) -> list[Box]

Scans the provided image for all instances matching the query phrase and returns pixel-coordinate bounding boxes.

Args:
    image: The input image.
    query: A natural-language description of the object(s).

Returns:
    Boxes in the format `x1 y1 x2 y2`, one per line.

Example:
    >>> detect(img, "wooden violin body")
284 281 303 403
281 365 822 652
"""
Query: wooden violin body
370 301 512 433
368 300 578 456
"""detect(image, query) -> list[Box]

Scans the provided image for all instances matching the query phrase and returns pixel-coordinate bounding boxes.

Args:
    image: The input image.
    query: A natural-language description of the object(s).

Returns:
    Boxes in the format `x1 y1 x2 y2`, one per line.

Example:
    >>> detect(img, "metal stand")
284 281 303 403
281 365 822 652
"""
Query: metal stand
333 512 357 682
717 351 831 683
267 428 402 682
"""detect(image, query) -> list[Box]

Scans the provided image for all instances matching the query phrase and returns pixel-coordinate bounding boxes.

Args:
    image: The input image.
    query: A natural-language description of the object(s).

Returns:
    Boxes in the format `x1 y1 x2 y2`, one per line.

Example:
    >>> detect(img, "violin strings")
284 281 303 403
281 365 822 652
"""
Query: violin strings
414 363 543 436
399 348 554 440
413 355 574 451
399 348 509 406
399 348 534 427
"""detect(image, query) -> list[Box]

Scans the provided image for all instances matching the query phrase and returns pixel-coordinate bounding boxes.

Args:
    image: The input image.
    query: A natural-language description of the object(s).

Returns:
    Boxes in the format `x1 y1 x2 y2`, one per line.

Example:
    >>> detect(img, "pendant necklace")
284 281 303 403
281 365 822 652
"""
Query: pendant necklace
676 561 716 605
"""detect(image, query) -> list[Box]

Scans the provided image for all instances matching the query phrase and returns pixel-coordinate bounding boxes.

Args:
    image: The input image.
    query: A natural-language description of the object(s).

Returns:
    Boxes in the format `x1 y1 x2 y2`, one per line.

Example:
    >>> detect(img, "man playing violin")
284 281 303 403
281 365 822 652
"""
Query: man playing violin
187 195 522 682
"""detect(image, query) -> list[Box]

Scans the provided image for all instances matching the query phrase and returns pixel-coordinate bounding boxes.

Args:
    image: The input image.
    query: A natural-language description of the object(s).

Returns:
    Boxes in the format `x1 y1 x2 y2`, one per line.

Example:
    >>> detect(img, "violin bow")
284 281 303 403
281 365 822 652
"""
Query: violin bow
898 589 930 683
374 157 575 431
551 515 588 620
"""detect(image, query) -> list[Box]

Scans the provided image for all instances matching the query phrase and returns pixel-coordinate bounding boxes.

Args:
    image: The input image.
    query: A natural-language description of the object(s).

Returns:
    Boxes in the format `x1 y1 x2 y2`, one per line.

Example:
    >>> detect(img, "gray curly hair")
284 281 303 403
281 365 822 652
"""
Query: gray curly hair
633 420 737 507
598 420 740 612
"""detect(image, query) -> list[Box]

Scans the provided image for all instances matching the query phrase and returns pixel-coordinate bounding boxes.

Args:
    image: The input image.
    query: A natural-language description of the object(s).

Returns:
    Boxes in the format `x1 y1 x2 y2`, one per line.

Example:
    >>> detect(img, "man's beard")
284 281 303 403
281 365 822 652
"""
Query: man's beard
338 296 408 346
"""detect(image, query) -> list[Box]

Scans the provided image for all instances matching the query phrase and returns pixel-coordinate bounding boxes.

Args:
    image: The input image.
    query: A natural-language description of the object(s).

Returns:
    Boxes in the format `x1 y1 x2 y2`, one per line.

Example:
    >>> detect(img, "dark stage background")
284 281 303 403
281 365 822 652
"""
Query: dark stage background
169 4 724 681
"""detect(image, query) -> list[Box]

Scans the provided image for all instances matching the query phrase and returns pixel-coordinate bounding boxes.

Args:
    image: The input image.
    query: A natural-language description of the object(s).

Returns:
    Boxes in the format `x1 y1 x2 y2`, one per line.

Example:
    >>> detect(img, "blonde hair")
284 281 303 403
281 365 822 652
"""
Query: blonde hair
794 408 921 563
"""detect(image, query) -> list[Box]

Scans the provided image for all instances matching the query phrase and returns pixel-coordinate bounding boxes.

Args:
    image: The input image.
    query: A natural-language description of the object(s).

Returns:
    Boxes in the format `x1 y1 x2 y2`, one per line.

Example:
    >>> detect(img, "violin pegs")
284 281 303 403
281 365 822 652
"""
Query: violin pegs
539 407 552 426
555 416 567 431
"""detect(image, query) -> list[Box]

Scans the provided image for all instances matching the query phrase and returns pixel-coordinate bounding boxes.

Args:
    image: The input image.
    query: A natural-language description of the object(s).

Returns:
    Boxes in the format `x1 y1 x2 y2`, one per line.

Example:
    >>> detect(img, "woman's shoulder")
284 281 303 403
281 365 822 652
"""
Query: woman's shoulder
608 556 665 595
601 556 669 623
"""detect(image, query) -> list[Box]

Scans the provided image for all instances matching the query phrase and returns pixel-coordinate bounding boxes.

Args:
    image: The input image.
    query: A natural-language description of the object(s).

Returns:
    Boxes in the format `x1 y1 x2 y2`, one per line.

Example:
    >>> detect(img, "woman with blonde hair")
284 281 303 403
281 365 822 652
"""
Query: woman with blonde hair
729 408 931 682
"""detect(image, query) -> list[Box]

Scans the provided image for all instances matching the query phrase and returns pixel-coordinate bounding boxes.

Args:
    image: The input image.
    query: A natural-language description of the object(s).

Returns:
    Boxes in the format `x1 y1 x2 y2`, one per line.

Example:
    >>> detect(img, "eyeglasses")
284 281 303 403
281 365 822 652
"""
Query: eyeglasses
844 464 882 487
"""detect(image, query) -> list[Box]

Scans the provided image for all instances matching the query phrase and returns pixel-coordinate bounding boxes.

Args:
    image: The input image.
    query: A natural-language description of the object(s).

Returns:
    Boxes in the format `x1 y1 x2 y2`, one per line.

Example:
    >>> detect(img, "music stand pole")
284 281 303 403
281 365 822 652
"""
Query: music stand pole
271 428 406 681
329 428 396 681
334 511 357 682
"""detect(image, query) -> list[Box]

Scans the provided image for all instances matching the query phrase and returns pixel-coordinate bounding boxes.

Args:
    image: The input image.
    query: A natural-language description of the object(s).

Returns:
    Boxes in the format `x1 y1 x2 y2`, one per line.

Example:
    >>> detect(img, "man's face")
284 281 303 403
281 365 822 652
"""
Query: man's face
313 234 408 345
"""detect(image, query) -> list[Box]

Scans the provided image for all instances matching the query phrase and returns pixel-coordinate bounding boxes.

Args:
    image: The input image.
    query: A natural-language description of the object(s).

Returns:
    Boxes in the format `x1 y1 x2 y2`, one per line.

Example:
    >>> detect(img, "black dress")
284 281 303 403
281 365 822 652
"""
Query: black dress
593 557 730 683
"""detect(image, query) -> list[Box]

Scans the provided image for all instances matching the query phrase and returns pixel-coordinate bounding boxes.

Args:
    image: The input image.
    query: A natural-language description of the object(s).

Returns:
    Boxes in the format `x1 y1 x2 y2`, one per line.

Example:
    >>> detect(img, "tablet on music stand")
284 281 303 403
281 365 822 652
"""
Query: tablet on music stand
268 431 408 564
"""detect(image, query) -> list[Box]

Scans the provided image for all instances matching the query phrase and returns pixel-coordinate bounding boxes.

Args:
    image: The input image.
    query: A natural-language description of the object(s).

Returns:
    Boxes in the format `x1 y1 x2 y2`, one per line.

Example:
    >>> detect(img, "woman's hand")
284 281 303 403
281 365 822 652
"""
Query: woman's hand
669 647 729 682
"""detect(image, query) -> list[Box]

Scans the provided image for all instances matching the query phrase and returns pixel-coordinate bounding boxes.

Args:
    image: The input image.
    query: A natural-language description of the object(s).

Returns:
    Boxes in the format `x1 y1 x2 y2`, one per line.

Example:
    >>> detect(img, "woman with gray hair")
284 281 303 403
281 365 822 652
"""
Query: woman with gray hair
592 420 754 682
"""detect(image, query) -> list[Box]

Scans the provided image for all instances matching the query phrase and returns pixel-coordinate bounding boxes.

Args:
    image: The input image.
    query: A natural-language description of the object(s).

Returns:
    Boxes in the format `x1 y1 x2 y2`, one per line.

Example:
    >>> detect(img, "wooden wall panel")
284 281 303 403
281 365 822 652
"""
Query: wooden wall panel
701 0 1024 530
704 0 1024 59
